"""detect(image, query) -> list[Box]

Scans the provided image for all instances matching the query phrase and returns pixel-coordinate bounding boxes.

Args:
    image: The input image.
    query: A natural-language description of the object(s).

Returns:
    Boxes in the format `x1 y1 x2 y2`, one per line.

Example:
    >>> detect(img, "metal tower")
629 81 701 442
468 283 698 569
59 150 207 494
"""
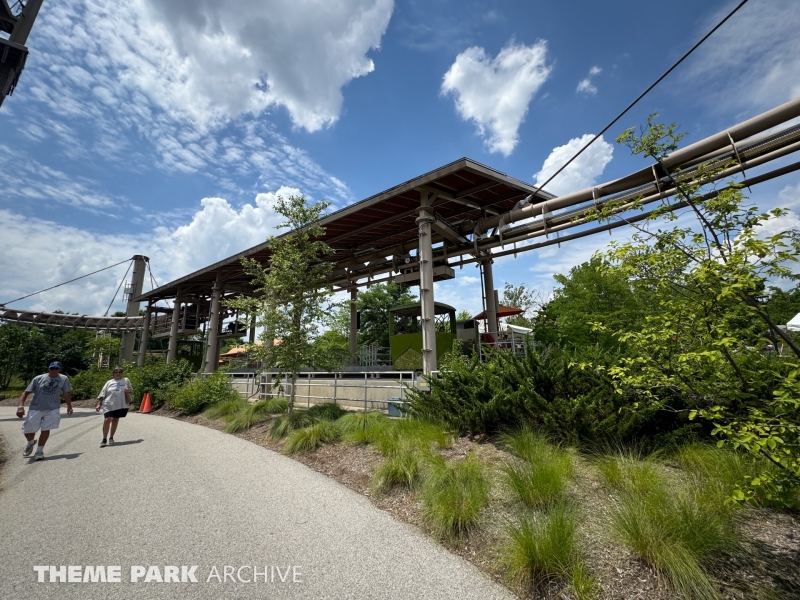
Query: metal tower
1 0 43 107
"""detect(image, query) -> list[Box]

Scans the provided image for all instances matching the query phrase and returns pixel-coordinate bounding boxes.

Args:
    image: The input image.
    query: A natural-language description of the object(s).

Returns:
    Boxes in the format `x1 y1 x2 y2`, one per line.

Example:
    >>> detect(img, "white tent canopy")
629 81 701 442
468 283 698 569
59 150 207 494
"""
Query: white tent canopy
788 312 800 332
501 323 532 335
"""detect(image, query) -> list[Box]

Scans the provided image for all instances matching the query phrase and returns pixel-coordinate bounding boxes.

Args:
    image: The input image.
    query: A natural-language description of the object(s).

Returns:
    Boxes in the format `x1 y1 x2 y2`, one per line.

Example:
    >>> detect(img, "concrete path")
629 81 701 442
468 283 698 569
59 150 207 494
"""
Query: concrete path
0 407 515 600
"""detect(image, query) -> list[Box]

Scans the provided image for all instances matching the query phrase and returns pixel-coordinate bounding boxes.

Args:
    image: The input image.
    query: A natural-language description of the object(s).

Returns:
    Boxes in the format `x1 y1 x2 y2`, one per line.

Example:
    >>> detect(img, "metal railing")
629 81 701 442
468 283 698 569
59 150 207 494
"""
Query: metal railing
256 370 418 411
358 345 391 367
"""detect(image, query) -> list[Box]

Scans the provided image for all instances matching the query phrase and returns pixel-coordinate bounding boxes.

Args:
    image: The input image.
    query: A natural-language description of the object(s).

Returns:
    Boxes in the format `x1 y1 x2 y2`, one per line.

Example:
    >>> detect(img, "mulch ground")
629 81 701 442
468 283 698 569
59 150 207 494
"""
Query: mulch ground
2 396 798 599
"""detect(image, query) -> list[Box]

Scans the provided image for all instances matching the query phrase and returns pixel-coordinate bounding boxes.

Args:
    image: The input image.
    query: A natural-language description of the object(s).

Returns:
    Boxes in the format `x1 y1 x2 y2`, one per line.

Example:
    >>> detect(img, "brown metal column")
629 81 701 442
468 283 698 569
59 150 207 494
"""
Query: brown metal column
136 301 152 367
417 191 437 375
349 286 358 365
204 273 223 373
166 289 183 364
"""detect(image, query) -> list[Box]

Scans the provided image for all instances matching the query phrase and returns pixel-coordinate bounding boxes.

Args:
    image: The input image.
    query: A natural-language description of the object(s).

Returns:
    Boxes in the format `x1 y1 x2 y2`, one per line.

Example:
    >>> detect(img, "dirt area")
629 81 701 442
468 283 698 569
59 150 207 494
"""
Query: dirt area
149 406 800 600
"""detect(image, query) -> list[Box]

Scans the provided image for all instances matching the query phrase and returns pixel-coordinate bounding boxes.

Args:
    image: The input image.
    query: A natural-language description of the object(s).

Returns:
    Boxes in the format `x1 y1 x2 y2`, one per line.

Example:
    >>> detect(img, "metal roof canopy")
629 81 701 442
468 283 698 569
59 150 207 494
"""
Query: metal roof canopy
138 158 554 302
389 302 456 318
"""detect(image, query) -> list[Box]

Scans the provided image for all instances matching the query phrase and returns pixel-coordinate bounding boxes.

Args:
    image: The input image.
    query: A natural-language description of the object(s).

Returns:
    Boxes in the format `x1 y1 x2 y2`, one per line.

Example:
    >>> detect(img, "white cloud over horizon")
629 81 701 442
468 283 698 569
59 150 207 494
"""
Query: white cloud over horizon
533 134 614 196
0 187 301 315
442 40 552 156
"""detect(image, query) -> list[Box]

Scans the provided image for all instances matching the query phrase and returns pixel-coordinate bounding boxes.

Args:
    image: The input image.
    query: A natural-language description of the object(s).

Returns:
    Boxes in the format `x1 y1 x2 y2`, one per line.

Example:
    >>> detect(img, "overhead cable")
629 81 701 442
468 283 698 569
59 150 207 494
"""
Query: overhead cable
530 0 751 198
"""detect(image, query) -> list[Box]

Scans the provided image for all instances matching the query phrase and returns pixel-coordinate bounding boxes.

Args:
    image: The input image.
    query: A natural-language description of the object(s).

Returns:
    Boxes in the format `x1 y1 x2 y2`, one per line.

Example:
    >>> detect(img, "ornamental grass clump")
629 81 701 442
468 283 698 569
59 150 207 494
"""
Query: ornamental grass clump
338 411 389 445
504 502 596 599
269 402 342 440
224 399 287 433
371 438 425 494
421 453 489 540
204 397 248 420
601 453 741 600
374 418 453 456
284 421 342 455
499 428 573 508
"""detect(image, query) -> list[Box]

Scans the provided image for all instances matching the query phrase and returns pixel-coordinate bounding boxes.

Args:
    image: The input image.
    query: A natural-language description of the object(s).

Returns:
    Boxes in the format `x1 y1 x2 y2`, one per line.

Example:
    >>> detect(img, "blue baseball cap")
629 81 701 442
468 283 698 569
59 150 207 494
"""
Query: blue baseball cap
48 361 62 370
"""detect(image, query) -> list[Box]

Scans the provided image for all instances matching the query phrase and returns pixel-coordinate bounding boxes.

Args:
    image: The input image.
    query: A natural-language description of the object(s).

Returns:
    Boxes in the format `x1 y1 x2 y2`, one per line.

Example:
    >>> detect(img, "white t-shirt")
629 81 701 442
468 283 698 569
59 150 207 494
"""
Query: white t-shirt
98 378 133 412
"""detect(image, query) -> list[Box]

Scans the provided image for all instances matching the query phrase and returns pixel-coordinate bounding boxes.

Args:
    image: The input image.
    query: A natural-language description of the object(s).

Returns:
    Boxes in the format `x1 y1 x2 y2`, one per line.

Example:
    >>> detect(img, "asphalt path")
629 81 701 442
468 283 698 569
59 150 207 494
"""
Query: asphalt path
0 407 515 600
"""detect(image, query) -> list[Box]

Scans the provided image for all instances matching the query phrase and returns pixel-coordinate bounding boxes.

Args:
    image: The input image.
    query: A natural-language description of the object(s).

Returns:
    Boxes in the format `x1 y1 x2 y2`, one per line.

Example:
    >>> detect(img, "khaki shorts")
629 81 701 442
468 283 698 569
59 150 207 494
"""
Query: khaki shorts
21 409 61 434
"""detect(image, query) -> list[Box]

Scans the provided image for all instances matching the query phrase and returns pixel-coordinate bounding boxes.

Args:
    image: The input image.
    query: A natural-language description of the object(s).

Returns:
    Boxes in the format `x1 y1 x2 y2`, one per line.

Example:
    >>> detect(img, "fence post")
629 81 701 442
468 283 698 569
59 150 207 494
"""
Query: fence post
333 373 338 405
364 372 368 412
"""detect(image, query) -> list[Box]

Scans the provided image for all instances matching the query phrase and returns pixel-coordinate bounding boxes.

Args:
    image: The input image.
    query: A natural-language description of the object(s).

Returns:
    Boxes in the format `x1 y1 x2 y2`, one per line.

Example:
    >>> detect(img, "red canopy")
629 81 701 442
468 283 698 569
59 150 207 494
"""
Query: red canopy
473 304 525 321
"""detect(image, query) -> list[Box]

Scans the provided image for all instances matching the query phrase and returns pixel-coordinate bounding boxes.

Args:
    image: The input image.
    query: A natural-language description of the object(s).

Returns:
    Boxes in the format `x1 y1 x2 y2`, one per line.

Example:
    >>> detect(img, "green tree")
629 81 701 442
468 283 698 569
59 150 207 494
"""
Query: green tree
356 282 417 348
534 257 647 355
456 309 473 322
501 282 543 328
588 115 800 505
0 323 27 388
228 194 334 412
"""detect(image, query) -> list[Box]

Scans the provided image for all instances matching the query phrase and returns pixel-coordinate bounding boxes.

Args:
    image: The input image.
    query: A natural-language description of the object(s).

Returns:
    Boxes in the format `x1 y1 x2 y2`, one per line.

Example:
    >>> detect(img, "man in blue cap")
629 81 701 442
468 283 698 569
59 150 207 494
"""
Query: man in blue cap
16 361 73 461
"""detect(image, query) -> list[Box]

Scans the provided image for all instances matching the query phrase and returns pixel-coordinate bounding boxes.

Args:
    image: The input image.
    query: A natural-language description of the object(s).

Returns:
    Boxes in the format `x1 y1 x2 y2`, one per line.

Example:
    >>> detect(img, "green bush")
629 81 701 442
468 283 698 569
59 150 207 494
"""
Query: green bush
406 344 684 446
284 421 342 454
125 358 194 408
500 429 573 508
70 366 115 400
421 453 489 540
505 502 596 598
307 402 347 421
224 399 287 433
602 454 740 600
169 370 239 415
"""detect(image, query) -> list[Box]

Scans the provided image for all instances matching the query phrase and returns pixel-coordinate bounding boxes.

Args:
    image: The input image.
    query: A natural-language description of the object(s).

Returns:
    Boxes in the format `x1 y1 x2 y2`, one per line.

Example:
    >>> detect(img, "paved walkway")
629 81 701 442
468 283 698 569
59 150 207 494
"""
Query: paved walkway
0 407 515 599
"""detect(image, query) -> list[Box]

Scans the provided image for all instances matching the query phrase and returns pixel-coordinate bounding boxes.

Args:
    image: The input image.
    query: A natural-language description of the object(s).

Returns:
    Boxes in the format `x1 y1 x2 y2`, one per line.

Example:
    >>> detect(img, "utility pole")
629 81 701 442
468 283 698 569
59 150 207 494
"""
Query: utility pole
1 0 44 107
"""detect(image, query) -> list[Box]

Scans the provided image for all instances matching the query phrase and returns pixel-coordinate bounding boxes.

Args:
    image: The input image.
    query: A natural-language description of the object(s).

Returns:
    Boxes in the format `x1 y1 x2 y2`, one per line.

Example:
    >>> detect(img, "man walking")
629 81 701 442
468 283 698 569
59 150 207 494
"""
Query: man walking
16 361 73 461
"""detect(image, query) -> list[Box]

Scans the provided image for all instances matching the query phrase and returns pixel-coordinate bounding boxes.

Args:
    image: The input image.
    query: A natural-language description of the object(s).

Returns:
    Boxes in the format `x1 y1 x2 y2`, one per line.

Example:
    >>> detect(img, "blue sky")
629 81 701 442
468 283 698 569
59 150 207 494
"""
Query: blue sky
1 0 799 318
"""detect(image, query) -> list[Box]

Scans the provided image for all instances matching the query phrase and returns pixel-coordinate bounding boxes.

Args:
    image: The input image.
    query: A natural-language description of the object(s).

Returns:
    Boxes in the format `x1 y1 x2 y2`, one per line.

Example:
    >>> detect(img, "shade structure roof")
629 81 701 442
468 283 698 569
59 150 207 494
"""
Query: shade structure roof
138 157 554 302
389 302 456 318
473 304 526 321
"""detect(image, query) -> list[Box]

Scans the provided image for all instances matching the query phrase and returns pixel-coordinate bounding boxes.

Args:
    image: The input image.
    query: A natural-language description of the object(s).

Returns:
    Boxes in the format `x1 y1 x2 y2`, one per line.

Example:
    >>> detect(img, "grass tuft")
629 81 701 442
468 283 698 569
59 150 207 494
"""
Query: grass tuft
500 429 573 508
374 419 453 456
203 397 248 420
421 453 489 540
602 453 740 600
371 438 425 493
223 399 286 433
269 410 316 440
284 421 342 455
306 402 348 421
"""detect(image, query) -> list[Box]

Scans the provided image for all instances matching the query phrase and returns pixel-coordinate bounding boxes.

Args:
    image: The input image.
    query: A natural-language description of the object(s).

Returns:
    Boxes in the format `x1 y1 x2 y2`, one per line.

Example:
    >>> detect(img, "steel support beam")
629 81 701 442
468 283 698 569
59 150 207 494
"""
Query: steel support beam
481 259 498 341
120 255 148 363
349 287 358 365
203 274 223 373
166 289 183 364
137 302 152 367
417 191 437 375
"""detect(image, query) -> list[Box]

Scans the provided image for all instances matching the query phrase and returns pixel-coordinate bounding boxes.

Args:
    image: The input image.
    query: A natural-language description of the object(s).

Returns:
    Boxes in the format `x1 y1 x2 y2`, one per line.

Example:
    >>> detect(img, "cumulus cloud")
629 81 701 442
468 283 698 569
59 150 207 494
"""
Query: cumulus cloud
533 134 614 196
683 0 800 111
442 40 552 156
778 182 800 211
0 187 301 315
576 66 601 94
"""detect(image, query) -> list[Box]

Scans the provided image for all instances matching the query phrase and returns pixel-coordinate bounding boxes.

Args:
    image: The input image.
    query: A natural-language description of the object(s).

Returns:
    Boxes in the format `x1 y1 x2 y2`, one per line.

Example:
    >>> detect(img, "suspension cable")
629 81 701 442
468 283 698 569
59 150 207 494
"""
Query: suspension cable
1 258 133 306
531 0 751 198
104 260 134 317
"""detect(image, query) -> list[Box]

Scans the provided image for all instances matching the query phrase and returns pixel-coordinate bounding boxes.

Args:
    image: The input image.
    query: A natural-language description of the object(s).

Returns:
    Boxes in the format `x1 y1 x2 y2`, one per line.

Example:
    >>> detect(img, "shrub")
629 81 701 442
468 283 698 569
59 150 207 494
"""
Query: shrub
125 358 193 408
371 438 425 493
603 454 740 600
70 366 114 400
405 344 684 447
421 453 489 540
224 399 287 433
284 421 342 455
170 370 239 415
505 502 595 598
337 411 388 435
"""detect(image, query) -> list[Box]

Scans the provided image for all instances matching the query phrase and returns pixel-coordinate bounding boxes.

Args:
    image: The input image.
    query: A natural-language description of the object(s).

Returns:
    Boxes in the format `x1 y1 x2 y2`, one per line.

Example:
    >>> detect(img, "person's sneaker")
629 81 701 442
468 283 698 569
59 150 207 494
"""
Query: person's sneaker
100 439 107 447
108 438 115 445
23 440 36 457
34 450 44 461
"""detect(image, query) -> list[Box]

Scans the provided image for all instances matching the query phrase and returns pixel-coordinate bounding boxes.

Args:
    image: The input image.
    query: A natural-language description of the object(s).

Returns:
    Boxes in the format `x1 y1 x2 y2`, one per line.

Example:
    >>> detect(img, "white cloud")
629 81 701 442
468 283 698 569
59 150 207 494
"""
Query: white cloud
684 0 800 111
533 134 614 196
0 187 300 315
778 182 800 211
576 66 601 94
442 40 552 156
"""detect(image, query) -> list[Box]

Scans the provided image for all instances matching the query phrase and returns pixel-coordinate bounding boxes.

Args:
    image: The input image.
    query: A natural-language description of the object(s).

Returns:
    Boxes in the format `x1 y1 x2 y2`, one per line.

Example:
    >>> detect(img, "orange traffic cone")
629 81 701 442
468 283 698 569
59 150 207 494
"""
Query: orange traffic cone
139 392 152 414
